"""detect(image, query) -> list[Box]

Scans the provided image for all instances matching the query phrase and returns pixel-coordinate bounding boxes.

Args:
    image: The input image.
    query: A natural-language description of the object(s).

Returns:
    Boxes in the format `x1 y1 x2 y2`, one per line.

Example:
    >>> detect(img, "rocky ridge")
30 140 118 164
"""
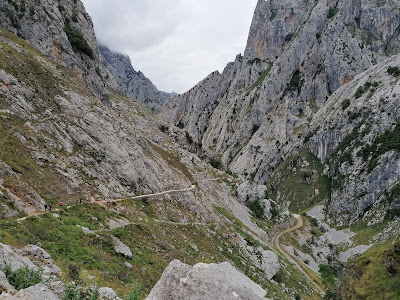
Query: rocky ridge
162 0 399 184
99 45 170 112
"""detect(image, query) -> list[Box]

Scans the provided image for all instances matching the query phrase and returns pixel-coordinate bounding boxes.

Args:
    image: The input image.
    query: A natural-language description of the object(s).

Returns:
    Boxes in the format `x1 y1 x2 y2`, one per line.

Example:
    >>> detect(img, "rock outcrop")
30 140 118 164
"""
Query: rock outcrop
162 0 400 185
307 54 400 225
0 0 115 97
99 45 170 112
145 260 270 300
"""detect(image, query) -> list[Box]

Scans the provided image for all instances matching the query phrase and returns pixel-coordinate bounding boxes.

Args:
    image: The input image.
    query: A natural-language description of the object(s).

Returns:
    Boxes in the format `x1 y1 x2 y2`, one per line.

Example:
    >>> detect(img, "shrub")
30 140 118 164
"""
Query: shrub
327 7 338 18
387 66 400 77
62 284 99 300
159 125 169 133
285 70 303 94
64 22 94 59
210 157 222 169
4 265 42 290
248 199 264 218
126 287 139 300
341 99 350 110
176 121 184 129
185 131 193 144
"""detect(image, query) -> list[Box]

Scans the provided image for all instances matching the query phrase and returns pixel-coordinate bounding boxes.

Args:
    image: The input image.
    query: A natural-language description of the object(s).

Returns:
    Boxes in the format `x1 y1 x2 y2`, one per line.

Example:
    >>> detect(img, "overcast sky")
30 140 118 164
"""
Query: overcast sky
81 0 258 93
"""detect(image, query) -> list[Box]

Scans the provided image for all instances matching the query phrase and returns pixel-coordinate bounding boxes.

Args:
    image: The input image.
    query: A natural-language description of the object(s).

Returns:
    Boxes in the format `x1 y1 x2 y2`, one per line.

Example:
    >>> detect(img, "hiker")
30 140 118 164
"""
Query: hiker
44 203 48 211
59 201 63 207
49 204 53 211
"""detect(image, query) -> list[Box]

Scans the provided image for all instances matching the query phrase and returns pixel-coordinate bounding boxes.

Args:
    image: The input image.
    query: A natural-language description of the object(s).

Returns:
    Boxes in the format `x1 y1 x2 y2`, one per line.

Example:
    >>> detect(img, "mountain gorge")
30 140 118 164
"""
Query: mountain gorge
0 0 399 299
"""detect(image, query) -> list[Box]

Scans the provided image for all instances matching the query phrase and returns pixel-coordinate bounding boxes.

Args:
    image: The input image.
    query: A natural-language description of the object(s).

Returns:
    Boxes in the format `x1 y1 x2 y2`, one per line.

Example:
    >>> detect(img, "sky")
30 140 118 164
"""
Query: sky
81 0 258 93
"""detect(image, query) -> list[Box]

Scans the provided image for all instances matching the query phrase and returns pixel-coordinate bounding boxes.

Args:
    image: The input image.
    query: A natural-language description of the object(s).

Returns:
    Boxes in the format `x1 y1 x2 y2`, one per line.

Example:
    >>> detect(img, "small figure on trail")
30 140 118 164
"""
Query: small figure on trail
79 198 83 204
49 204 53 211
59 201 63 207
44 203 48 211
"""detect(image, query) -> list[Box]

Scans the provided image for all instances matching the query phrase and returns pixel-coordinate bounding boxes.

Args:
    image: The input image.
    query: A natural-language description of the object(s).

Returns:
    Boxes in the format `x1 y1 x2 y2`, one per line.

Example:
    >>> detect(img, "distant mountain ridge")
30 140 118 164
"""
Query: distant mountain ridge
99 44 171 112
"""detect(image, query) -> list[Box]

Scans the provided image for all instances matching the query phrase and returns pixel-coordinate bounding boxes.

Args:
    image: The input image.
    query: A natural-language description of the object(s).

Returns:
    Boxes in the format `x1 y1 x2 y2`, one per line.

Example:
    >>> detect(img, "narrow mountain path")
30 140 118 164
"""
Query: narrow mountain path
274 214 325 295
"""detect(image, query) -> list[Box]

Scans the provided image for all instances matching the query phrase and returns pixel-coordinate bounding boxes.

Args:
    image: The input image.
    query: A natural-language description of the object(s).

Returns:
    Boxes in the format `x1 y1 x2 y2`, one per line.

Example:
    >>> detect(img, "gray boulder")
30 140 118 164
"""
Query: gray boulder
98 287 122 300
111 237 133 259
14 283 58 300
145 260 270 300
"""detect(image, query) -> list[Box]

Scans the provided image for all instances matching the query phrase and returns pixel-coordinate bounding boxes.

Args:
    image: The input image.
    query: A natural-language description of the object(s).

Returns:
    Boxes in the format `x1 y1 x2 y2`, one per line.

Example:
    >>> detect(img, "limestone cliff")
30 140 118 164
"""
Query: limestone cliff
99 45 170 112
162 0 400 184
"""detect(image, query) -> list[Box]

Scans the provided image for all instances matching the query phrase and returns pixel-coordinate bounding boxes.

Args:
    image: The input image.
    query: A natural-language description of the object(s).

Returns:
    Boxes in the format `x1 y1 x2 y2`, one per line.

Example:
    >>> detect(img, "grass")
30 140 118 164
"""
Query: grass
247 63 273 93
266 150 331 213
338 239 400 300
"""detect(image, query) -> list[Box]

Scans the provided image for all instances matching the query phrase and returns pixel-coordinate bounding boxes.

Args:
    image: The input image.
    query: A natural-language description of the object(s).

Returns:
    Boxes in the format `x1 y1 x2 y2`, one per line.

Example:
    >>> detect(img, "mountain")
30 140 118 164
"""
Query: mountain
162 0 399 183
0 0 399 299
99 45 171 112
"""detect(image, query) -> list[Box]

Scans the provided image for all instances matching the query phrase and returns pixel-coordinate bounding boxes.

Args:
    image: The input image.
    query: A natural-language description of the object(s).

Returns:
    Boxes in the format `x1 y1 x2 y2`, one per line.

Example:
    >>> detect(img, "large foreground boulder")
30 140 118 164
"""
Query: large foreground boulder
145 260 270 300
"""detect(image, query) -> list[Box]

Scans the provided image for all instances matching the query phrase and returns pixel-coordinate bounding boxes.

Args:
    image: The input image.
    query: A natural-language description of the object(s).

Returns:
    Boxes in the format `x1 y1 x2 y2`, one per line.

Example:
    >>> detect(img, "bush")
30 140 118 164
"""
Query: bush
126 287 139 300
62 284 99 300
4 265 42 290
387 66 400 77
210 157 222 169
185 131 193 144
327 7 338 18
341 99 351 110
64 22 94 59
248 199 264 218
158 125 169 133
176 121 184 129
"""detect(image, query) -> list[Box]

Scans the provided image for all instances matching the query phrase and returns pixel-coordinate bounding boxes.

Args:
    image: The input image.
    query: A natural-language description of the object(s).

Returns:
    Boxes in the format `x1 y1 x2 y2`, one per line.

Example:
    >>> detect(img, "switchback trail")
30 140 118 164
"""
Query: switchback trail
274 214 325 295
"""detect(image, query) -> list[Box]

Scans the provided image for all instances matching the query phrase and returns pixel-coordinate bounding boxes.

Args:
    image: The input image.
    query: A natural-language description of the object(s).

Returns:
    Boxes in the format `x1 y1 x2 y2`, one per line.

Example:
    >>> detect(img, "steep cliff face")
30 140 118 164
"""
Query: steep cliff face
162 0 400 184
307 54 400 225
0 0 115 97
99 45 170 112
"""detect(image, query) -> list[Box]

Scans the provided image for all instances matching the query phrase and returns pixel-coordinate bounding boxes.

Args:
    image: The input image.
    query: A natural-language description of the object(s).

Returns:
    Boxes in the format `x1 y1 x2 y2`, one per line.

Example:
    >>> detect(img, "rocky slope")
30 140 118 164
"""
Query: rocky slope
162 0 400 184
0 6 320 300
99 45 170 112
0 0 118 98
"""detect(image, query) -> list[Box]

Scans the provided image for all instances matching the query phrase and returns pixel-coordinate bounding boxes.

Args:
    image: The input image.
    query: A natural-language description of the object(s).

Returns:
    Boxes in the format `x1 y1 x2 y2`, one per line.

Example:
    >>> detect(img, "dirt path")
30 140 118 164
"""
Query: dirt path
274 214 325 295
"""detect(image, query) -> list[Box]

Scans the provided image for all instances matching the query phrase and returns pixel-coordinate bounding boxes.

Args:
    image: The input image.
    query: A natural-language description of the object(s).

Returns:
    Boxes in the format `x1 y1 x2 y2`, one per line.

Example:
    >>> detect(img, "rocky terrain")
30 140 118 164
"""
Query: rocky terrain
99 45 170 112
0 0 399 299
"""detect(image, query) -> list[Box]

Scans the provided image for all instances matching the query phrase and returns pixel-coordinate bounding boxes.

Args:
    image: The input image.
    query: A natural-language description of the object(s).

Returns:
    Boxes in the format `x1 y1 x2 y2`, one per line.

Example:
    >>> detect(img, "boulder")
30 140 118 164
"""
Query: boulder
14 283 58 300
111 237 133 259
145 260 270 300
98 287 122 300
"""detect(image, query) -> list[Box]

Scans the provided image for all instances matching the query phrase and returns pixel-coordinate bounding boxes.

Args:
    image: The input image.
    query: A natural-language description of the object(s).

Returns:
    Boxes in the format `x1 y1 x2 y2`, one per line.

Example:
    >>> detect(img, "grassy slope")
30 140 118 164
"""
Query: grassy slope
266 150 331 213
339 239 400 300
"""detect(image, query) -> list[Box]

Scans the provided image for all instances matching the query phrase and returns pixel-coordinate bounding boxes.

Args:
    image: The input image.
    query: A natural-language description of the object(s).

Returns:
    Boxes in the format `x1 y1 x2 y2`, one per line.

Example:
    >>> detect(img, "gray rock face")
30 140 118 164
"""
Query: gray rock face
99 45 170 112
0 0 115 97
145 260 270 300
111 236 133 259
307 54 400 224
161 0 400 186
13 284 58 300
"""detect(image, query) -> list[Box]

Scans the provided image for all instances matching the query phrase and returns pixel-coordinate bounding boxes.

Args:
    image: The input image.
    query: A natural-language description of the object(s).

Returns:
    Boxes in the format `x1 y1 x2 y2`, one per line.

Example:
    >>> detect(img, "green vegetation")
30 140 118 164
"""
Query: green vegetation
338 240 400 300
64 22 94 59
4 265 42 290
185 131 193 144
341 99 350 110
62 284 99 300
248 199 265 218
354 81 379 99
319 264 340 300
266 150 331 213
358 122 400 172
248 63 273 92
210 157 222 169
387 66 400 77
327 7 338 19
285 70 304 95
158 125 169 133
176 121 185 129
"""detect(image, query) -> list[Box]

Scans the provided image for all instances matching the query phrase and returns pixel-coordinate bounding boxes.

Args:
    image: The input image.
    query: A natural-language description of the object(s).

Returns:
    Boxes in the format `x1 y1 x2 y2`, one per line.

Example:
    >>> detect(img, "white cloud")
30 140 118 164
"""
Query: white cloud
81 0 258 93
